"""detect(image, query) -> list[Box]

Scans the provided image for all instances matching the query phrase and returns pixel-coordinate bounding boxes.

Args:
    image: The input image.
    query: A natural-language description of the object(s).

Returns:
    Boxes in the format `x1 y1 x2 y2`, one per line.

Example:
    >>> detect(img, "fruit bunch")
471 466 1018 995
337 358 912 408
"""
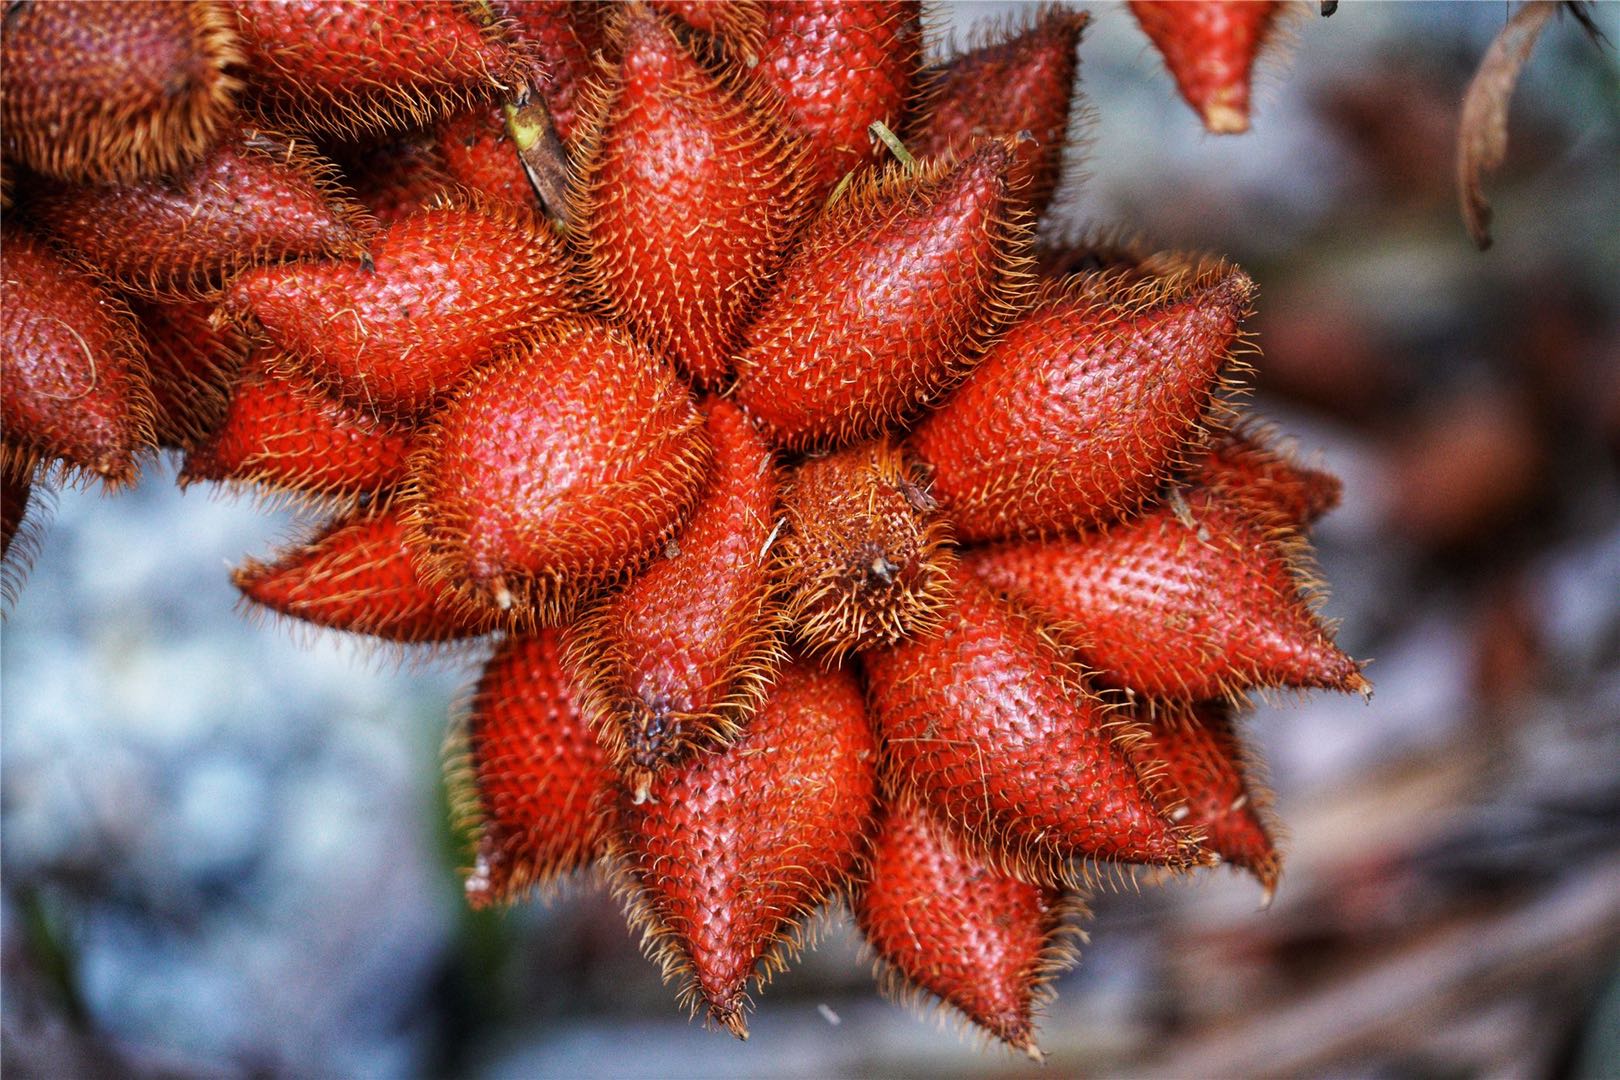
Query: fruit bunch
1 0 1366 1055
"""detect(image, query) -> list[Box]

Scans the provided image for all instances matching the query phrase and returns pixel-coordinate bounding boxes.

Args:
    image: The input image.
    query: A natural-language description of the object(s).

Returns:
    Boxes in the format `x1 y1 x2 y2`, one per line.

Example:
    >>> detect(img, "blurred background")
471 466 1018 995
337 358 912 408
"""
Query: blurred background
3 2 1618 1076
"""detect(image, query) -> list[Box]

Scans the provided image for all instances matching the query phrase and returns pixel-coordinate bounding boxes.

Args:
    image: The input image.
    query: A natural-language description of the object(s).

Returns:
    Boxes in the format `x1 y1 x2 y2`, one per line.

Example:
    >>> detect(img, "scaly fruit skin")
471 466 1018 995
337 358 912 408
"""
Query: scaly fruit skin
648 0 766 59
734 139 1030 450
568 398 782 782
1193 425 1342 531
457 629 617 908
911 6 1089 220
909 265 1253 542
1129 0 1280 135
225 198 578 419
437 105 541 211
405 319 711 622
491 0 610 147
1132 700 1279 892
130 297 248 451
0 0 243 183
575 5 811 387
1 228 156 489
233 505 496 643
181 359 415 504
856 800 1072 1055
864 575 1196 879
966 496 1365 699
777 439 955 657
230 0 536 137
336 135 458 226
755 1 923 197
28 127 370 299
617 659 877 1035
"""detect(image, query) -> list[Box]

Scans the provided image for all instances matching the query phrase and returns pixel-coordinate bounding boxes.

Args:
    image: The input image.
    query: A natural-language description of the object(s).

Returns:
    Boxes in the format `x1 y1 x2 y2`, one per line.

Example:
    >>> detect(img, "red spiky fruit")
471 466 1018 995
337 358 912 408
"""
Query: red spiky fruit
1131 700 1279 893
754 1 923 196
568 398 782 784
776 439 955 657
911 7 1089 220
405 319 710 622
230 0 537 137
28 127 370 299
224 198 578 418
490 0 609 146
1129 0 1281 135
864 575 1198 879
233 505 495 643
1 228 156 489
855 799 1075 1056
617 659 878 1036
734 139 1031 449
181 359 415 504
457 629 617 908
648 0 766 58
129 297 248 451
908 263 1253 542
1193 425 1343 530
0 0 243 182
966 496 1367 699
575 5 811 387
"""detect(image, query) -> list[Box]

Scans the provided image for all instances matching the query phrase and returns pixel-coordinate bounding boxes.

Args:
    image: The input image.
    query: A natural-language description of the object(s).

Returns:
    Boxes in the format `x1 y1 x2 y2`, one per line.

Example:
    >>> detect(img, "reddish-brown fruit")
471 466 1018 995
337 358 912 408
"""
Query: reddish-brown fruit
777 440 955 657
225 198 578 418
491 0 610 146
406 319 710 622
28 128 370 299
864 575 1196 878
568 398 782 783
647 0 766 59
911 6 1089 220
575 5 811 387
231 0 537 137
1131 699 1279 893
436 105 541 211
336 135 459 227
456 629 617 908
1129 0 1280 135
908 264 1254 542
966 497 1367 700
755 1 923 196
129 297 249 451
1 467 29 567
233 505 496 643
0 0 243 182
617 660 878 1035
181 358 415 504
855 800 1074 1054
1193 425 1343 530
734 139 1032 449
1 228 156 489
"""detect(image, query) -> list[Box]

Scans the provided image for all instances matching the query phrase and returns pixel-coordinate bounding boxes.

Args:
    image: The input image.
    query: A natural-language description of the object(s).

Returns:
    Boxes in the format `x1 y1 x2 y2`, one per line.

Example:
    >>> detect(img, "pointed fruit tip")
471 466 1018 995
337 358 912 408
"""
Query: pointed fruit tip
716 1009 749 1040
1203 102 1250 135
1346 671 1374 700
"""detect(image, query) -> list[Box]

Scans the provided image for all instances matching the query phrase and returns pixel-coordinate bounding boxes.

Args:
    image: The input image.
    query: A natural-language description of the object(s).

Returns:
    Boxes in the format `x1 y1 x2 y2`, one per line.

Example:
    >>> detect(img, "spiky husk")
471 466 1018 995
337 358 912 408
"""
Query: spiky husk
1129 0 1282 134
648 0 766 61
734 138 1034 449
403 319 711 624
490 0 610 147
448 629 617 908
129 297 249 452
566 398 785 786
1 228 157 491
966 493 1366 701
233 506 497 644
613 659 878 1036
572 4 813 387
231 0 539 138
777 439 955 657
909 259 1255 542
864 574 1202 885
855 797 1086 1056
0 0 243 183
224 193 579 419
1192 422 1343 531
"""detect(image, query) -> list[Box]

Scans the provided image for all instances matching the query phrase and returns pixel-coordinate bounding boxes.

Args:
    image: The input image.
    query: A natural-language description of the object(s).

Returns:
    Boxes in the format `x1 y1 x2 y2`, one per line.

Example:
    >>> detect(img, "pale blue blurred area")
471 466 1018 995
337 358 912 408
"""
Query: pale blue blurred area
4 3 1619 1077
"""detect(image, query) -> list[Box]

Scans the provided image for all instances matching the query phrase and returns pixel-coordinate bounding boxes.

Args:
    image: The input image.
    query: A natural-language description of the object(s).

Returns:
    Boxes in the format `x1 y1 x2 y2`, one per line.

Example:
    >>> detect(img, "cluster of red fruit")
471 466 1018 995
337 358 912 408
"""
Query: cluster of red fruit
1 0 1362 1055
